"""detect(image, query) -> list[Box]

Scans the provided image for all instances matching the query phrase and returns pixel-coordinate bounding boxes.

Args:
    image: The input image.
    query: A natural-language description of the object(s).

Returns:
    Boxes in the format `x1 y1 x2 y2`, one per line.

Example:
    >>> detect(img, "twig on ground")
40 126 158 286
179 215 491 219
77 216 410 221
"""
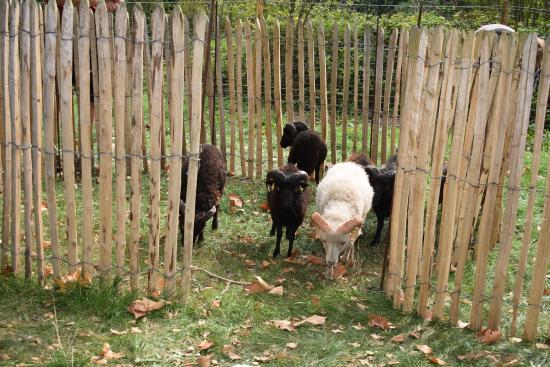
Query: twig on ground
219 281 231 297
191 265 251 285
49 292 66 359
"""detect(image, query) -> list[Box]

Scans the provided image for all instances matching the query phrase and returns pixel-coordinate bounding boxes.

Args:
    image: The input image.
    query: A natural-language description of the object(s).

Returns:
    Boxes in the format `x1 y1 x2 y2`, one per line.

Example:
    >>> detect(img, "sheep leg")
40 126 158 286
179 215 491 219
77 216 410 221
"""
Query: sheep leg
315 163 321 184
212 205 220 230
273 225 283 258
370 213 385 247
286 226 297 258
269 222 276 236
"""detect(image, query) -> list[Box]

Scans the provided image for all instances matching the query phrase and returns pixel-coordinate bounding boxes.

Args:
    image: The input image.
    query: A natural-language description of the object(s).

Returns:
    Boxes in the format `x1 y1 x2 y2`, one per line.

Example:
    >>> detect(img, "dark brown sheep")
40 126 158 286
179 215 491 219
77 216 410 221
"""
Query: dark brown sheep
280 121 310 148
179 144 226 244
266 164 309 258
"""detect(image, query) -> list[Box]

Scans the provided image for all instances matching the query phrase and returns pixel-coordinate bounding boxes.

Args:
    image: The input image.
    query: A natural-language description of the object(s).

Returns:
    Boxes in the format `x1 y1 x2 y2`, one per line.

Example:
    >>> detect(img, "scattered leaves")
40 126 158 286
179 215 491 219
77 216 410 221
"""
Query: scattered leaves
509 337 522 343
196 354 213 367
244 259 256 267
356 303 367 311
268 286 284 296
311 295 320 306
476 328 502 345
222 344 241 360
368 315 391 330
91 343 124 365
429 357 447 365
416 345 433 355
286 342 298 349
130 327 142 334
244 276 274 295
259 202 270 211
409 330 422 339
348 342 361 348
239 236 254 244
260 260 271 269
272 320 296 332
535 343 550 350
210 299 220 309
353 323 365 330
229 193 243 208
295 315 326 326
110 329 127 336
391 334 406 343
127 298 165 319
306 255 324 265
198 340 214 351
370 333 384 341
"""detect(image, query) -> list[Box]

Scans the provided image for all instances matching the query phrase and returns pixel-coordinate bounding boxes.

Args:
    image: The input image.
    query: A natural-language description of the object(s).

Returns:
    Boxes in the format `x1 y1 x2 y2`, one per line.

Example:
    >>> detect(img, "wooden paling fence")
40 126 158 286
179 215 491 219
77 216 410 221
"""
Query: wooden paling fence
0 1 548 340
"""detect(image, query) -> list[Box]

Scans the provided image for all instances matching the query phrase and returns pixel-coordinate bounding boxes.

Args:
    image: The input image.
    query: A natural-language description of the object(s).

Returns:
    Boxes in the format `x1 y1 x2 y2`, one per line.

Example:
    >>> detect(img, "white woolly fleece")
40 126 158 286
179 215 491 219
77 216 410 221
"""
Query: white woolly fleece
315 162 374 227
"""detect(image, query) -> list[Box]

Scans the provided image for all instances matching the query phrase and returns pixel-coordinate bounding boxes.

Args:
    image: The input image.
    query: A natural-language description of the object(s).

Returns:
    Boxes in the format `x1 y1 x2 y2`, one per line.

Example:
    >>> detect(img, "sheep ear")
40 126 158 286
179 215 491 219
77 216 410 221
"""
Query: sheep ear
311 212 332 233
336 218 363 234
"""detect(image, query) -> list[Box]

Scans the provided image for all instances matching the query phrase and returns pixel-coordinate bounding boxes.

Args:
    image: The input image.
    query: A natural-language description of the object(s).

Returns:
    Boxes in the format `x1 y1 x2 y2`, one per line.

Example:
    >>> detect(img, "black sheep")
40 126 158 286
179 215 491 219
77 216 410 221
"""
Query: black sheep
179 144 226 244
280 121 327 184
265 164 309 258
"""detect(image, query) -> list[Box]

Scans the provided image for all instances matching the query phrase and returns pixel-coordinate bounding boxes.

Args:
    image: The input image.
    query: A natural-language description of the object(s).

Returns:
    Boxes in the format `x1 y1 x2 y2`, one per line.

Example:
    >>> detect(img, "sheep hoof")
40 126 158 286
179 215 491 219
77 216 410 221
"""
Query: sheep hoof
272 250 280 258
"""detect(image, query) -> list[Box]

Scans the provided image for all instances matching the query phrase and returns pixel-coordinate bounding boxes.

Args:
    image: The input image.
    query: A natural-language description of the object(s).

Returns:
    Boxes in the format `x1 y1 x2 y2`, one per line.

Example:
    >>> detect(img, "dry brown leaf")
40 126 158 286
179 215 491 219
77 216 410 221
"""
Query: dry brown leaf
543 288 550 296
329 263 347 278
268 286 284 296
222 344 242 360
387 359 400 365
229 193 243 208
0 354 10 361
110 329 127 336
368 315 391 330
244 276 273 294
331 328 344 334
260 260 271 269
409 330 422 339
93 343 124 362
282 267 295 273
44 266 53 278
535 343 550 349
286 342 298 349
429 357 447 365
244 259 256 267
272 320 296 332
127 298 165 319
416 345 433 354
239 236 254 244
295 315 326 327
391 334 406 343
476 328 502 345
259 202 270 211
196 354 213 367
353 323 365 330
198 340 214 351
211 299 220 309
306 255 324 265
356 303 367 311
311 295 320 306
348 342 360 348
370 333 384 341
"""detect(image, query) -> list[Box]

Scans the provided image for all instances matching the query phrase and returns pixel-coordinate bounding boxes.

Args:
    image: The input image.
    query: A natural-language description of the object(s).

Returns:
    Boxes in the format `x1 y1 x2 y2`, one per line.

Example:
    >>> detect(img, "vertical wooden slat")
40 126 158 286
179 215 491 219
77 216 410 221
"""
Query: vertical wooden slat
510 35 550 336
142 19 151 172
20 0 34 279
371 27 384 164
216 16 226 163
207 20 216 146
114 5 128 277
486 34 538 331
60 1 79 274
184 17 191 152
235 21 246 175
164 7 186 297
352 25 359 152
30 1 44 284
90 13 99 174
72 10 80 160
244 22 255 178
147 6 165 294
381 29 398 163
9 0 22 274
181 11 207 303
0 0 12 271
224 18 236 173
391 29 405 157
284 19 294 123
386 29 426 302
162 13 170 172
260 17 273 171
43 0 60 278
361 28 371 155
341 24 350 161
400 30 409 109
254 19 262 179
78 0 94 280
129 5 144 291
318 25 328 145
273 20 284 166
297 20 305 121
124 16 133 175
329 24 338 164
306 21 315 131
401 28 444 313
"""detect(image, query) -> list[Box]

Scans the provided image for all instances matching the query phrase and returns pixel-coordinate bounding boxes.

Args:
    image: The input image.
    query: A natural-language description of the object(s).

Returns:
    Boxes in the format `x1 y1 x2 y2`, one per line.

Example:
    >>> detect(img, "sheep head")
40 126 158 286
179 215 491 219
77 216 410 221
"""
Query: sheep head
280 121 309 148
266 168 308 220
311 212 363 266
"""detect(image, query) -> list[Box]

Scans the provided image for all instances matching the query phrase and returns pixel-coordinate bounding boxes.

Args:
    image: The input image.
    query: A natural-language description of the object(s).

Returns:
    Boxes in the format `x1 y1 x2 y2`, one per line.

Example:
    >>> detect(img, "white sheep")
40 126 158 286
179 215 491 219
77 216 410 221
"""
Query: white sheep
312 162 374 269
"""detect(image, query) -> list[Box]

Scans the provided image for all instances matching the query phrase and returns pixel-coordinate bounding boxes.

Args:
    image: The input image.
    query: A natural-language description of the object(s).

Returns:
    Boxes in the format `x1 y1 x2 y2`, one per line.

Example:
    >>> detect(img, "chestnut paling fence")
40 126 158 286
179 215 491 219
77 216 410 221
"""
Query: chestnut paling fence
0 1 549 340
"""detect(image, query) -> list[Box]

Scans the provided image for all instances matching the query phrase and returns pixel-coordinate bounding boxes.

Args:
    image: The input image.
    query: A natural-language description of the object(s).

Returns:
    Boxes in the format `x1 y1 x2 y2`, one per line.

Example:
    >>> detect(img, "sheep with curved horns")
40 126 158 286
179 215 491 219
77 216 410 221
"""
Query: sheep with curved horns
266 164 309 258
311 162 374 269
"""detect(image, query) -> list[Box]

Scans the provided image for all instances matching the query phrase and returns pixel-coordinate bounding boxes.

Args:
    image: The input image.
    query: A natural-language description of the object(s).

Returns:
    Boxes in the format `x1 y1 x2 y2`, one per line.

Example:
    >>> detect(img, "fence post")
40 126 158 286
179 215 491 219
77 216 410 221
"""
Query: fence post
371 27 384 164
254 19 262 179
297 20 305 121
341 24 350 161
164 7 186 298
260 17 273 172
235 21 246 176
129 4 145 291
216 16 226 163
352 25 359 152
181 11 207 303
306 21 316 131
361 27 371 155
273 20 284 167
318 25 328 152
390 29 405 157
329 24 338 164
285 19 294 123
244 22 255 178
382 28 398 163
225 18 237 174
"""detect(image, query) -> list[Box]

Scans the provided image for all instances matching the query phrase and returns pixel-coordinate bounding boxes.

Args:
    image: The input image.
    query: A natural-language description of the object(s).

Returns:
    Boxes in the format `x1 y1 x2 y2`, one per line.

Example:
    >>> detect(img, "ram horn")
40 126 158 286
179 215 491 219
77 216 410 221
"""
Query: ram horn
336 217 363 234
311 212 332 233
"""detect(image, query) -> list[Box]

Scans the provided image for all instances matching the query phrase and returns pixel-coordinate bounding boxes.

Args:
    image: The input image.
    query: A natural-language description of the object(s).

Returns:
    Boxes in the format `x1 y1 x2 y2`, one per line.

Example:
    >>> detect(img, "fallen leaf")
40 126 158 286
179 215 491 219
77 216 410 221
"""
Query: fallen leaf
348 342 361 347
259 202 270 211
306 255 324 265
356 303 367 311
544 288 550 296
429 357 447 365
127 298 165 319
197 354 213 367
353 323 365 330
391 334 406 343
244 259 256 267
239 236 254 244
272 320 296 332
282 267 295 273
244 276 273 294
457 320 469 329
227 171 235 177
295 315 326 326
416 345 433 354
286 342 298 349
110 329 127 336
222 344 242 360
535 343 550 349
387 359 400 365
211 300 220 309
198 340 214 351
311 295 320 306
368 315 391 330
44 266 53 278
229 193 243 208
509 337 522 343
504 358 520 366
476 328 502 345
370 333 384 341
306 281 314 289
409 330 422 339
0 354 10 361
268 286 284 296
91 343 124 364
331 328 344 334
329 263 347 278
260 260 271 269
130 327 142 334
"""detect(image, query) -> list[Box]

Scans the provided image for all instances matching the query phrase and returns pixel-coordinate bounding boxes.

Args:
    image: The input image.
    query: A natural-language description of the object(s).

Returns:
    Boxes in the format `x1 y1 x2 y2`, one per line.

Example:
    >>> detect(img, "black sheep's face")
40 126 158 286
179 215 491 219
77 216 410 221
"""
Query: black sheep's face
266 169 308 219
280 123 297 148
179 200 216 241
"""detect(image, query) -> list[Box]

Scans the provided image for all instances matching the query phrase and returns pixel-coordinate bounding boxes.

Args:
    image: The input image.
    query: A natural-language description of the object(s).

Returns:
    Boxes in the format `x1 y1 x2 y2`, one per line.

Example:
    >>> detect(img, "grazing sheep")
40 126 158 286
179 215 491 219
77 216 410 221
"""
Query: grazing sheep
280 121 310 148
179 144 226 244
266 164 309 258
312 162 374 267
